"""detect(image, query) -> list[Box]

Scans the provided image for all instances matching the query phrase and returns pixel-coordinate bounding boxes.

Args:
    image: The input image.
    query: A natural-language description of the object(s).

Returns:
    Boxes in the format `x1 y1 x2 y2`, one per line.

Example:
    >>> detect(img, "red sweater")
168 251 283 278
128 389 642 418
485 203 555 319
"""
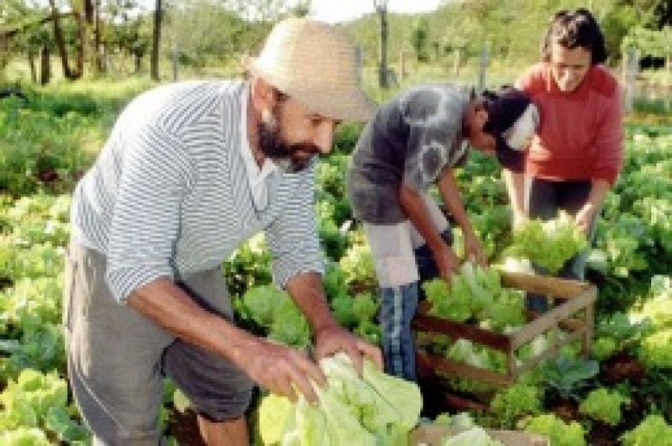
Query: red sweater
516 63 624 185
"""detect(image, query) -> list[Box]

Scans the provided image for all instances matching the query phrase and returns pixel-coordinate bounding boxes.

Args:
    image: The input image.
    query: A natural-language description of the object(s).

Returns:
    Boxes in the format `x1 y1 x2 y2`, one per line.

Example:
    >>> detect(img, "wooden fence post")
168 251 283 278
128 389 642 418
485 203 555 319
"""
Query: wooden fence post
623 47 639 114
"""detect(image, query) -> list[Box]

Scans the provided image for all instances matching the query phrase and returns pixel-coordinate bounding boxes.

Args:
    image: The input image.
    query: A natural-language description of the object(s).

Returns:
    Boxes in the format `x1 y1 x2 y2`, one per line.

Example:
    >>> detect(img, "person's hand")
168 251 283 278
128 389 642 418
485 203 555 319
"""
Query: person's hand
313 323 383 376
241 338 327 404
463 232 487 266
575 203 596 234
431 243 461 281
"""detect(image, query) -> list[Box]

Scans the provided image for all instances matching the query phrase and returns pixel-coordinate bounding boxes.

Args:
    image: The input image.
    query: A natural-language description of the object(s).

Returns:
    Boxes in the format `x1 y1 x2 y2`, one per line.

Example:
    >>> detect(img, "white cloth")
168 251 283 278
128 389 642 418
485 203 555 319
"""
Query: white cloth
363 193 448 287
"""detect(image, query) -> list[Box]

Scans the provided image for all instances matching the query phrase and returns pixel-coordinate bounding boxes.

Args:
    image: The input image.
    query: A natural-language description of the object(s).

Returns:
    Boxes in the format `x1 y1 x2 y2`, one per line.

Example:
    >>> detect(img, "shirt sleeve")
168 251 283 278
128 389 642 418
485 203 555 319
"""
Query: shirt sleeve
106 125 194 302
593 85 624 185
265 163 325 287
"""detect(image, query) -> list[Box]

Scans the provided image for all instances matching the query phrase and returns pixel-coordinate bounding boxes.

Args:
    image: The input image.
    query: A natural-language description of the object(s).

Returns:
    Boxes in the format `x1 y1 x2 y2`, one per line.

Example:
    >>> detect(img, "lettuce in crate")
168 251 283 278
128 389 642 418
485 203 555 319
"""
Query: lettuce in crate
421 262 525 331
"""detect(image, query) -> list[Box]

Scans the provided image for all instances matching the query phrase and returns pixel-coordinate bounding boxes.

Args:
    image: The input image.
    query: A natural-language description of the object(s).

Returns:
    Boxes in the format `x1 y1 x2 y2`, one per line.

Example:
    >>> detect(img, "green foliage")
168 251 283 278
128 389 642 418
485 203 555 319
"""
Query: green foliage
593 311 650 360
541 355 600 401
238 285 310 348
489 382 542 428
0 369 89 444
410 18 430 62
225 234 272 298
621 414 672 446
523 413 586 446
579 387 630 426
339 231 376 293
622 26 672 58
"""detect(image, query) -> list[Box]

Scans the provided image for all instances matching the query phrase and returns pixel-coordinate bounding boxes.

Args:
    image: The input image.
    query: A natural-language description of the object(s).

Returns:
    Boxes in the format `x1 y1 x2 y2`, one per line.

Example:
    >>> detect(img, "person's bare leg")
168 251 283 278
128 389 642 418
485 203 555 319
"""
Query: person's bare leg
197 415 248 446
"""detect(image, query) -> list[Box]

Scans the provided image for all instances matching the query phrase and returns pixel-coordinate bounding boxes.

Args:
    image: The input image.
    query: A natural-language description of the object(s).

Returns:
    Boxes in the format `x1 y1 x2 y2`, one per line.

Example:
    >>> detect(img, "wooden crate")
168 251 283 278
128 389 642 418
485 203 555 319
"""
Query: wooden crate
413 271 597 387
409 424 550 446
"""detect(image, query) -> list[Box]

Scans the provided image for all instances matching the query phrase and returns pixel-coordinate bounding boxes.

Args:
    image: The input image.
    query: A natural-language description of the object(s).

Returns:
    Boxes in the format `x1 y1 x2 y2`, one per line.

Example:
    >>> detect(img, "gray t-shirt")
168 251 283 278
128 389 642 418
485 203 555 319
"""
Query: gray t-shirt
347 84 470 224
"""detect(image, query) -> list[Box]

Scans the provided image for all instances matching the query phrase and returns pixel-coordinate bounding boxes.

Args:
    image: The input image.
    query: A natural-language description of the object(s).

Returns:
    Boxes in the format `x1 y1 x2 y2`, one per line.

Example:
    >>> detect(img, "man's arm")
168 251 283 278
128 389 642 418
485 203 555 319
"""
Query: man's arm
399 182 460 278
284 272 382 373
436 169 487 265
127 277 326 402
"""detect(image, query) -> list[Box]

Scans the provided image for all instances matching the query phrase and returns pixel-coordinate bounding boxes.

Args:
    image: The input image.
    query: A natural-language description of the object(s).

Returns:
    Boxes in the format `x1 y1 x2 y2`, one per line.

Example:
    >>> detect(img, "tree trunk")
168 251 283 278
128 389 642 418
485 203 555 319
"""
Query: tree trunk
94 0 104 73
151 0 163 81
40 45 51 85
28 50 37 83
74 8 86 78
377 4 389 89
47 0 74 79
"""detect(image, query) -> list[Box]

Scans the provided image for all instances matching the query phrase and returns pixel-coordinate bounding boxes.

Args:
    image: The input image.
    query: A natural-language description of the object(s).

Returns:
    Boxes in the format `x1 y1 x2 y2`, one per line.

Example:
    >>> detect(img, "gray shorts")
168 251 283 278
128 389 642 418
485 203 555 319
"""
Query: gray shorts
64 243 254 445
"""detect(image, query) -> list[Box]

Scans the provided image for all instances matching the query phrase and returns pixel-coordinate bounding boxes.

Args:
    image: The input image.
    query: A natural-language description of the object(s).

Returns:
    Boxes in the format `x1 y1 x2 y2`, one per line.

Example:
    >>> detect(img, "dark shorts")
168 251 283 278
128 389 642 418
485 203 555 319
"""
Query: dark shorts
64 243 254 444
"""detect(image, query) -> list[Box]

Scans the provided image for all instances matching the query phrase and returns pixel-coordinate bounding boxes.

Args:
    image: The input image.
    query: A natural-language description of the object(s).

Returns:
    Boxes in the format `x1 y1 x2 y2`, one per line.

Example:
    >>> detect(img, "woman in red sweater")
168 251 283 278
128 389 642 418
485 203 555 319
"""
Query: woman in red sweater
505 9 624 311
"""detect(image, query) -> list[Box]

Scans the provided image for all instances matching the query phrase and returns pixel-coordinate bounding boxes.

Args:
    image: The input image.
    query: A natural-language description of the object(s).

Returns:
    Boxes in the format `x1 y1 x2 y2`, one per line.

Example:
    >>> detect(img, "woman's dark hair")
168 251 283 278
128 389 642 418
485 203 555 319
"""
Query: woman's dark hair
541 9 608 65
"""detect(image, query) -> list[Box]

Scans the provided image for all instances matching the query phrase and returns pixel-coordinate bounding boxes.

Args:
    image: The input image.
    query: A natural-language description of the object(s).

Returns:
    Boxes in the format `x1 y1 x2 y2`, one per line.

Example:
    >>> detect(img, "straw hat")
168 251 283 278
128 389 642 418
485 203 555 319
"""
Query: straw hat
244 17 376 122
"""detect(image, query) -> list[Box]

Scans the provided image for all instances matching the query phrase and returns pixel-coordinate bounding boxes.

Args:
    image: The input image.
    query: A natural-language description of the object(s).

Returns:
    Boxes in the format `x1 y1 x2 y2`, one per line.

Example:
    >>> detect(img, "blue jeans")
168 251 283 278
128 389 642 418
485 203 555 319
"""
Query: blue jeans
379 229 452 380
380 282 419 381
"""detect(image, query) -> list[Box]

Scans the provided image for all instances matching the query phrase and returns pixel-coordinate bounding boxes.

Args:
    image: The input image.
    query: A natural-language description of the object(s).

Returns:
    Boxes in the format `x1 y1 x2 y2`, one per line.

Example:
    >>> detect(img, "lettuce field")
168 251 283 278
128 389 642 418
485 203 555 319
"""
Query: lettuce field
1 82 672 445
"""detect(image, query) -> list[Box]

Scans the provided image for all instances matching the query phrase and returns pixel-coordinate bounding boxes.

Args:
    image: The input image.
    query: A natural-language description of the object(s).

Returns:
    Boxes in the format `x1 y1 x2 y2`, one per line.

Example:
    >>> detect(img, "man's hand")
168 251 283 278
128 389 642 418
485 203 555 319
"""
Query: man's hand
313 323 383 376
463 232 487 266
431 242 461 281
240 338 327 404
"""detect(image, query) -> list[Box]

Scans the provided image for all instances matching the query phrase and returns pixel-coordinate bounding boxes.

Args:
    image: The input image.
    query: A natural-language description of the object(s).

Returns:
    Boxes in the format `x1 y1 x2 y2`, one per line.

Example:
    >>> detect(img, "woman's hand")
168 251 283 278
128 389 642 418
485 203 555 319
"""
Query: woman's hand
575 203 596 234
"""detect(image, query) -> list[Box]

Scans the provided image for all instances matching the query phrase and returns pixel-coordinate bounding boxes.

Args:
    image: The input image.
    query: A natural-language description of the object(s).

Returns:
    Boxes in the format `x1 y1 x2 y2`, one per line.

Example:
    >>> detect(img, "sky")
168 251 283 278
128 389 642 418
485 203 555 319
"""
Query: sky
307 0 445 23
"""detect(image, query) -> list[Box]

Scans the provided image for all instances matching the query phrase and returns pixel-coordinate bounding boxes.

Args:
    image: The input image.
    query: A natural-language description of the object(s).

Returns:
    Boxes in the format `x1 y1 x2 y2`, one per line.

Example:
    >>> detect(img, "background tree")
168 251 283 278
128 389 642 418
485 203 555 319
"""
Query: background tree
410 17 429 62
150 0 162 80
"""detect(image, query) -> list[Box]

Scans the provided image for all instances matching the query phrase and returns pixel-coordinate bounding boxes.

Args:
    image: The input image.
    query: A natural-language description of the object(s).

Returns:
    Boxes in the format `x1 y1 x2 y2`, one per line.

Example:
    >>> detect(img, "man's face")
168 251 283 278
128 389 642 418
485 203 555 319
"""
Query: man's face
464 103 496 156
258 97 338 173
549 42 591 92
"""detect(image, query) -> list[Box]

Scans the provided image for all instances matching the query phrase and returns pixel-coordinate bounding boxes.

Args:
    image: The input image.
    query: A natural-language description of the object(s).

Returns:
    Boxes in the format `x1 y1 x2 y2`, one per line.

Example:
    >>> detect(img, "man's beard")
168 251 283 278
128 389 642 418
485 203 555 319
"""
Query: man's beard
258 106 320 173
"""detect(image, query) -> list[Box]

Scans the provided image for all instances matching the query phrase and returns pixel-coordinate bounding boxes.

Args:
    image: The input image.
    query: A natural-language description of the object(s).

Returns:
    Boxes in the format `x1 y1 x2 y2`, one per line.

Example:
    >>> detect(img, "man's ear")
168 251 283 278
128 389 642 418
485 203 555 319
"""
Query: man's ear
250 77 276 112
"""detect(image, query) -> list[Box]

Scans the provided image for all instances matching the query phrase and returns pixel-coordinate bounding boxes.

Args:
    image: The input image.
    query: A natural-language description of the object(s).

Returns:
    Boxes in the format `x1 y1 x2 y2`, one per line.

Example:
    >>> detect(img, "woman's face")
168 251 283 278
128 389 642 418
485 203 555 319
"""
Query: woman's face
549 42 591 92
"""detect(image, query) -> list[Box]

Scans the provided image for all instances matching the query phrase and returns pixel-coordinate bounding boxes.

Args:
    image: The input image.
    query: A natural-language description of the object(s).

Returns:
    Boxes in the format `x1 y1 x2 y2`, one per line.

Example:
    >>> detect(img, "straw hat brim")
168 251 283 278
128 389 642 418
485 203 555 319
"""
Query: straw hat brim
244 55 376 122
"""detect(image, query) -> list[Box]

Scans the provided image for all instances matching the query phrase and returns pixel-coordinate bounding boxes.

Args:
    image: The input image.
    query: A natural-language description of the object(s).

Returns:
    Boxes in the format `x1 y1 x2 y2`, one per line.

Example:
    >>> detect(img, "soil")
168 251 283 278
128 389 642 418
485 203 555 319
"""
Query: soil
599 351 646 384
587 420 621 446
549 397 580 422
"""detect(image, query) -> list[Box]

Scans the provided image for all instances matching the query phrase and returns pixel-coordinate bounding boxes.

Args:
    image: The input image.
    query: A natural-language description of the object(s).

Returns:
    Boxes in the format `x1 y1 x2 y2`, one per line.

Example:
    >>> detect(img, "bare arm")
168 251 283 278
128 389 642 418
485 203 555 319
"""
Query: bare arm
575 179 610 234
127 277 326 402
399 182 460 278
285 272 383 373
436 170 487 265
503 168 527 229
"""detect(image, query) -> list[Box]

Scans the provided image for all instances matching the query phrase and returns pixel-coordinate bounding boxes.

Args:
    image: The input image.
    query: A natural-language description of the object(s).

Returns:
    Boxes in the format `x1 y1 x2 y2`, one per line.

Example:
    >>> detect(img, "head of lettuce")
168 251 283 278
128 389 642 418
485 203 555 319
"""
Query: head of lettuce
258 352 423 445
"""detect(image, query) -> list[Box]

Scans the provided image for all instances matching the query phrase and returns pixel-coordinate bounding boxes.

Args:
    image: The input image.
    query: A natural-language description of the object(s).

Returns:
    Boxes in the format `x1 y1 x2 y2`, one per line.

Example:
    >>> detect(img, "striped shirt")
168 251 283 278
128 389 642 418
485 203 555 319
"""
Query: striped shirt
71 80 324 302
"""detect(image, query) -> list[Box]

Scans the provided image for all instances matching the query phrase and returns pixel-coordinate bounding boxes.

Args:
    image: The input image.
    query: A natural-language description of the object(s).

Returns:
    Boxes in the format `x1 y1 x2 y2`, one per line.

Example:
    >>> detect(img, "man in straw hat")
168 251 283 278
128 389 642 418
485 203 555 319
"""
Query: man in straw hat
347 84 538 382
65 17 380 445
